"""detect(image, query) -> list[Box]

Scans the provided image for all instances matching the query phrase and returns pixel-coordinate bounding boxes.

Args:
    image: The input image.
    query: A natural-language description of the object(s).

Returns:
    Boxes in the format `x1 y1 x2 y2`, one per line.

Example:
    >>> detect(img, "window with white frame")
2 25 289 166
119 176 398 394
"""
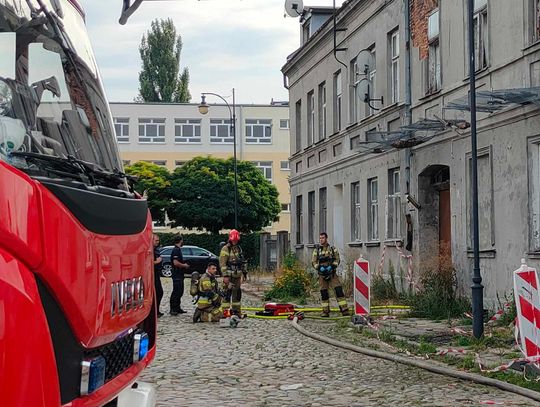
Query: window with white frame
138 118 165 143
386 168 402 240
333 71 342 132
319 187 327 234
389 29 400 104
281 203 291 212
295 99 302 152
529 137 540 251
252 161 272 182
280 160 290 170
174 119 201 143
308 191 315 244
307 90 315 146
366 47 376 116
280 119 290 129
350 58 360 123
245 119 272 143
473 0 489 72
114 118 129 143
318 81 327 141
368 178 379 241
427 10 441 93
144 160 167 166
210 119 233 143
296 195 303 244
351 182 361 241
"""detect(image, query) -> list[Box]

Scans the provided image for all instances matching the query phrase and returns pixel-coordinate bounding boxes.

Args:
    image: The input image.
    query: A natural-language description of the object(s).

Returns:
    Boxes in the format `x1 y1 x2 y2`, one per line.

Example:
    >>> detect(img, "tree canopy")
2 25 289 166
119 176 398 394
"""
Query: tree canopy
138 18 190 103
168 157 281 233
125 161 171 223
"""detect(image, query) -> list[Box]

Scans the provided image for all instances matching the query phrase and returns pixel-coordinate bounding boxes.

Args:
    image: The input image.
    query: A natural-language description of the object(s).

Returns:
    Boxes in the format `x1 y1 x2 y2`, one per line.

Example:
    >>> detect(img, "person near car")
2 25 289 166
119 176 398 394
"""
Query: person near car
219 229 246 316
170 235 190 315
311 232 350 317
193 263 222 323
153 234 164 318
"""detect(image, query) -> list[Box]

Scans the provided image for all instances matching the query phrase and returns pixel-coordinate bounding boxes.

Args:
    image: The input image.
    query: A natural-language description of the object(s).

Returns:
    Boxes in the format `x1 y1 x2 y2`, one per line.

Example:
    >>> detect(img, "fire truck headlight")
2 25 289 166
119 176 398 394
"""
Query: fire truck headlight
133 332 149 362
80 356 106 395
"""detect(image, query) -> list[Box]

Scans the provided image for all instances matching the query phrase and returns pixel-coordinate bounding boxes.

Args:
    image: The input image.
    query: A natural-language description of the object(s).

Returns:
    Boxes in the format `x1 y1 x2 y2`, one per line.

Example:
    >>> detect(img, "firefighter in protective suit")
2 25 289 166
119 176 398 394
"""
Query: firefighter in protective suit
220 229 246 316
312 232 350 317
193 263 222 323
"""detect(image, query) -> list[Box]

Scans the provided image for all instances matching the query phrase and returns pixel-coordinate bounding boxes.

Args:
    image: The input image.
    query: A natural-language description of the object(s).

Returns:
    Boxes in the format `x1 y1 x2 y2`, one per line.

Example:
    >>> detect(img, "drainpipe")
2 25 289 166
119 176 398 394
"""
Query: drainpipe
404 0 412 195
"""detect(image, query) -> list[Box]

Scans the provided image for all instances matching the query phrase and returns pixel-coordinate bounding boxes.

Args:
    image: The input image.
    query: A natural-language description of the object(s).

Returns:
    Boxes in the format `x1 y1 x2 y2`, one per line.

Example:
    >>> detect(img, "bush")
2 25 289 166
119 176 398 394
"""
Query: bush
371 261 400 303
264 252 312 302
156 232 260 268
409 247 470 320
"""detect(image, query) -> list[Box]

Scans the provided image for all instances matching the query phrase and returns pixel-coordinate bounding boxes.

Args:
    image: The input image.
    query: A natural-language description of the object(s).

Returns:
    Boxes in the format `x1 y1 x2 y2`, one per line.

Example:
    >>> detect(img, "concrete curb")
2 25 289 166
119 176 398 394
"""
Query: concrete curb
291 317 540 403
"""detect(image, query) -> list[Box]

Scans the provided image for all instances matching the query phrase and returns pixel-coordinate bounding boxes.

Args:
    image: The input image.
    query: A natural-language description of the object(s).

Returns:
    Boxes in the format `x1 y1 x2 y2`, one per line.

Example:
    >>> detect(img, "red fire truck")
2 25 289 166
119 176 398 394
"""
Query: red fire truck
0 1 157 405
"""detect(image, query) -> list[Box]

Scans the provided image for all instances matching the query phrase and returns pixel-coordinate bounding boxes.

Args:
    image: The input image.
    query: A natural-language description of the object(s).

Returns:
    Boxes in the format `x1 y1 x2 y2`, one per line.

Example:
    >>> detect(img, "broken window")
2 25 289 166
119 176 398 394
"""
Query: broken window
386 168 402 240
427 9 441 93
368 178 379 241
333 70 342 132
308 191 315 244
351 182 361 241
473 0 489 71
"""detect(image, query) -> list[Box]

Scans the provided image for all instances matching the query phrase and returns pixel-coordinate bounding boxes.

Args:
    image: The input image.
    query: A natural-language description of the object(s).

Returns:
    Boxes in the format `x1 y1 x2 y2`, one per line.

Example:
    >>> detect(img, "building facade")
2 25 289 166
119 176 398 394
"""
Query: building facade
109 102 291 234
282 0 540 304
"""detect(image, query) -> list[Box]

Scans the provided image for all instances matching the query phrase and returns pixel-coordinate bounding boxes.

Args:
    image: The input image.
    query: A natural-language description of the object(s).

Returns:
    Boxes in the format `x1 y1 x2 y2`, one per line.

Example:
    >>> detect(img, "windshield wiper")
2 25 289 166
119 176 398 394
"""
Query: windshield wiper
10 151 89 180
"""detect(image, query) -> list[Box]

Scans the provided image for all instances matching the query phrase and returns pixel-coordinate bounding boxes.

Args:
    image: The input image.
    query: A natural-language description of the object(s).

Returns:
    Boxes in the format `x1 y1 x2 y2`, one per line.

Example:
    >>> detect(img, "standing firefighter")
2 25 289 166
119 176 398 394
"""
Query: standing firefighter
312 232 350 317
220 229 246 316
193 263 222 323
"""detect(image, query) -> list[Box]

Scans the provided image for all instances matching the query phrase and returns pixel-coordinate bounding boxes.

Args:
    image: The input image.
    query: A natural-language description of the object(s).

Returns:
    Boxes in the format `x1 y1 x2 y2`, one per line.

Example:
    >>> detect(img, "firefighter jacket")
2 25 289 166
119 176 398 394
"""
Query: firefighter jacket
196 272 221 310
312 244 340 270
219 243 245 277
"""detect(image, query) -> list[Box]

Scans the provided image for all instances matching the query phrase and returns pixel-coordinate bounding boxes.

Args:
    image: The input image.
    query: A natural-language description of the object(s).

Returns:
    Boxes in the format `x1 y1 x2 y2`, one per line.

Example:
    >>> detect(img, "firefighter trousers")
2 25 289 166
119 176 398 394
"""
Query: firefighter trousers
318 273 349 314
222 275 242 314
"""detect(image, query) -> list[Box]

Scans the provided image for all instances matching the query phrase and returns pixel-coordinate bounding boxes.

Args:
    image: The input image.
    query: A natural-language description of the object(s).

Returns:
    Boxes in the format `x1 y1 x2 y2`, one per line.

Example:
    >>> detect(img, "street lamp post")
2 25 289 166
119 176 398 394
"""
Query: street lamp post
198 88 238 230
467 0 484 338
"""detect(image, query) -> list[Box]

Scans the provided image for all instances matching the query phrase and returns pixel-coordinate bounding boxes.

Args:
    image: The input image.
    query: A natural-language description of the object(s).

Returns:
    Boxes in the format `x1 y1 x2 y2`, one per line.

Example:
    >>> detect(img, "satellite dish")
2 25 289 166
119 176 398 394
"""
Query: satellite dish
356 49 375 78
284 0 304 17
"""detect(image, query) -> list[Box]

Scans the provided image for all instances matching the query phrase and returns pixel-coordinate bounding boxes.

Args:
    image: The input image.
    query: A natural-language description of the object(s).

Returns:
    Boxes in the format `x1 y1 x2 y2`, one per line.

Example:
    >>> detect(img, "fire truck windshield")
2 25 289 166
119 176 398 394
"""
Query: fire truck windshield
0 0 128 190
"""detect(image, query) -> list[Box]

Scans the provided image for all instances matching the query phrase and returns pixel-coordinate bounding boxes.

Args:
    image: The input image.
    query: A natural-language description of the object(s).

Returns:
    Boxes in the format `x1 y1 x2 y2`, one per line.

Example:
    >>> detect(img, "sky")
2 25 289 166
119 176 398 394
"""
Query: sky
79 0 345 105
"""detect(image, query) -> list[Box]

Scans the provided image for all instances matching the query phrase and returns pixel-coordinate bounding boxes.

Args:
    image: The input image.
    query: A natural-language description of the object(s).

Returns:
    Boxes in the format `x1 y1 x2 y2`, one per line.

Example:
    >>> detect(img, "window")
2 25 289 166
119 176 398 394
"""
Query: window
175 160 186 168
351 182 361 241
318 82 327 140
295 100 302 152
281 203 291 212
144 160 167 166
427 10 441 93
333 71 342 132
386 168 402 240
350 58 360 123
174 119 201 143
368 178 379 241
307 90 315 146
114 118 129 143
535 0 540 41
210 119 233 143
245 119 272 143
191 247 210 257
138 118 165 143
389 30 399 104
308 191 315 244
366 48 376 116
280 160 290 170
296 195 303 244
529 138 540 250
252 161 273 182
473 0 489 72
280 119 290 129
319 187 327 234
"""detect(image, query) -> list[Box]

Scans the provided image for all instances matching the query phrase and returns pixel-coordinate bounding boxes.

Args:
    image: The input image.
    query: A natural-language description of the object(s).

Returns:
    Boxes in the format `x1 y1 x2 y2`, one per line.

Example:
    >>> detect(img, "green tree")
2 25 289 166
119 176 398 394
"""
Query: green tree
138 18 191 103
168 157 281 233
125 161 171 223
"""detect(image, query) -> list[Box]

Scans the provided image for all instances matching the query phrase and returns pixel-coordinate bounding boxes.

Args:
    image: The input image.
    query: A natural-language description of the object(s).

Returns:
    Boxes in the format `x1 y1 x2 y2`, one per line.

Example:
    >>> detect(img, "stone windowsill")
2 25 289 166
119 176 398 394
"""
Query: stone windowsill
384 239 404 247
294 244 304 249
306 244 317 249
347 241 363 247
364 241 381 247
466 249 496 258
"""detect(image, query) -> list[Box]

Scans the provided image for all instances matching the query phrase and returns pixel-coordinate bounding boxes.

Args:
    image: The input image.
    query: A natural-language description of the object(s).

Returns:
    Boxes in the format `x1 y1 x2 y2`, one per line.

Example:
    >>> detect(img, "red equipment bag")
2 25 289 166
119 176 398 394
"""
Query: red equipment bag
255 303 296 316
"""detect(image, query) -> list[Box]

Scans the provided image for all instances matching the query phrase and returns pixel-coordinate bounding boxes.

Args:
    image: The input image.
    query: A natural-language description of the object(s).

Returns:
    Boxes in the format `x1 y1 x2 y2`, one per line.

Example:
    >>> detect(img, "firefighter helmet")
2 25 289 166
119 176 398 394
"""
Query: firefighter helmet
229 229 240 243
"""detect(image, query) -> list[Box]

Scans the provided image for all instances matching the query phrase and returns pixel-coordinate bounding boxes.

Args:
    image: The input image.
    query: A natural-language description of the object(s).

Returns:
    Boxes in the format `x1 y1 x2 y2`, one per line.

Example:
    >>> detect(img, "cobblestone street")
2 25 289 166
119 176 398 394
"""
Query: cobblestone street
140 279 539 406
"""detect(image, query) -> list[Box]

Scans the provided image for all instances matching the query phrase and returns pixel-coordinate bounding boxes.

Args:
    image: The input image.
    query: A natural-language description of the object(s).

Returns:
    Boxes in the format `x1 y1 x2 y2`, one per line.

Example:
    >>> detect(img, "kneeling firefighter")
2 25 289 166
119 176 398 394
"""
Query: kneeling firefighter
311 232 350 317
192 263 222 323
220 229 247 316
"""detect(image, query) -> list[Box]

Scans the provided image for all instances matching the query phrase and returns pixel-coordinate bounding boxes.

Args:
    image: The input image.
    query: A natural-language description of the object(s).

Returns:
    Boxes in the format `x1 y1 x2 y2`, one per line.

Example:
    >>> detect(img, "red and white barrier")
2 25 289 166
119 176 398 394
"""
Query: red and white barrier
354 257 370 316
395 244 415 290
513 260 540 360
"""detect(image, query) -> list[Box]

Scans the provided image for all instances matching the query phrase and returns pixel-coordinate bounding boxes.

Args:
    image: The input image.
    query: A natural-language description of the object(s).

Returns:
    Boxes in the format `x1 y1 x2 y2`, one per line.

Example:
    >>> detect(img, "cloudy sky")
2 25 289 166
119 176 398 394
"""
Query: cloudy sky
79 0 344 105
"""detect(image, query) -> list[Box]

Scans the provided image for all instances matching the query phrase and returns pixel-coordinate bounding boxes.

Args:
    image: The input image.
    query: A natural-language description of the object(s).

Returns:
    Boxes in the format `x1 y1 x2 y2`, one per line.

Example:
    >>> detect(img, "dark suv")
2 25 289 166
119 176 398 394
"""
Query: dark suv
158 245 219 277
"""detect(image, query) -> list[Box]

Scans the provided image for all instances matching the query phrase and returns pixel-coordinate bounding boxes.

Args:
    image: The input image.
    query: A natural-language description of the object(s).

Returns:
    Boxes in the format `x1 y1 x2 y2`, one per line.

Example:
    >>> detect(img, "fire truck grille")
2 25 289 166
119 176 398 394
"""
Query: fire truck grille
85 331 135 382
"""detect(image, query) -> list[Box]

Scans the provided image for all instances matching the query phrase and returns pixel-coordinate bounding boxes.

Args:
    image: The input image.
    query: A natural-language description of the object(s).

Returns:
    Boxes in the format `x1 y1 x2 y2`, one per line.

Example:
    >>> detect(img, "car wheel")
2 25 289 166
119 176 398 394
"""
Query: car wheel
161 264 173 278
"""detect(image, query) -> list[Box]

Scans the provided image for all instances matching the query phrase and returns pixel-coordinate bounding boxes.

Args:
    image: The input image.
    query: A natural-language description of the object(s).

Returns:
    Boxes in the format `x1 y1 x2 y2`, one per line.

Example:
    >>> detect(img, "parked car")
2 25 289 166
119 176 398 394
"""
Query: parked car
158 245 219 277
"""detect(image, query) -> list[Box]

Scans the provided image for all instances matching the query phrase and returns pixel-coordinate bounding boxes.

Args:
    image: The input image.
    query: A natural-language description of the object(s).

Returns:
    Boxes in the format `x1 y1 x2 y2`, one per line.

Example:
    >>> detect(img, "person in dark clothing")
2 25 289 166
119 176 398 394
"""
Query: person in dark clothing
153 234 164 318
170 235 190 315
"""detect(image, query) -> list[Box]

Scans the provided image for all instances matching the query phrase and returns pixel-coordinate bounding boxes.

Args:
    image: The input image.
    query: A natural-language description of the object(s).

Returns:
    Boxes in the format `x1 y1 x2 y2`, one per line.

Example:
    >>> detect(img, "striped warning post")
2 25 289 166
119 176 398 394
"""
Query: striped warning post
354 257 370 316
513 260 540 360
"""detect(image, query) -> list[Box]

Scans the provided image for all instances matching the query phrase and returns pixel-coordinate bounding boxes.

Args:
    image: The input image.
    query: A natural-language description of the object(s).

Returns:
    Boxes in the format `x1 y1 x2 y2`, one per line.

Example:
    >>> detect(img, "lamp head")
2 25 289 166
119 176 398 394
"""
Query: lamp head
198 95 209 115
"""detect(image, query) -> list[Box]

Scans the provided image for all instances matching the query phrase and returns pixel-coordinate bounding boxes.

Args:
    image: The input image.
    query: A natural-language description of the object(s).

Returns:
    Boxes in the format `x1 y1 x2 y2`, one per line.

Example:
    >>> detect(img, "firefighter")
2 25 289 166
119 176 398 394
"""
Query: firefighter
219 229 246 316
193 263 222 323
312 232 350 317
